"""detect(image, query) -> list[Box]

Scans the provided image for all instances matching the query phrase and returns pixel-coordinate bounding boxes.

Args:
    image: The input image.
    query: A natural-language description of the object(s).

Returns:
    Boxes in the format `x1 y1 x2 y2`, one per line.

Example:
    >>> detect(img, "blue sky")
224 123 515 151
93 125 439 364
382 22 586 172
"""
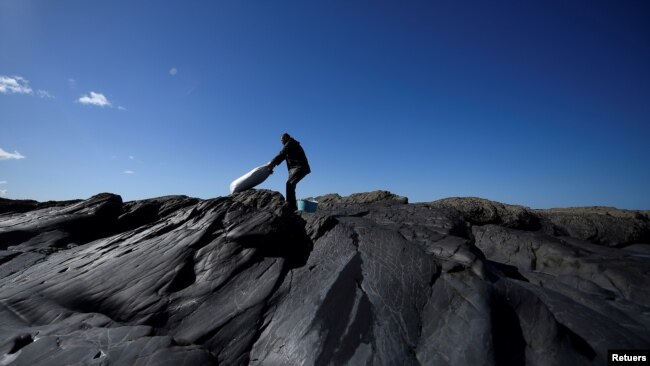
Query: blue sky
1 0 649 209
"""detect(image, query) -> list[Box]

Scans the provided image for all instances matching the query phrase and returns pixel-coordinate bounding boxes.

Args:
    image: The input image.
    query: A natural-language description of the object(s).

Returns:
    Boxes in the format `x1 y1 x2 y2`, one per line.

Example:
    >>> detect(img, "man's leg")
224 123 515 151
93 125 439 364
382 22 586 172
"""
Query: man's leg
286 168 309 210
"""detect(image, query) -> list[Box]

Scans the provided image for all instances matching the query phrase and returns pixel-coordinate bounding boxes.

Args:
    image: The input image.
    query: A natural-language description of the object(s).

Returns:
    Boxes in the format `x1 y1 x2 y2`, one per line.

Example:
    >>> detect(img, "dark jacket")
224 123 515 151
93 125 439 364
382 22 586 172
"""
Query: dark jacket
271 137 311 172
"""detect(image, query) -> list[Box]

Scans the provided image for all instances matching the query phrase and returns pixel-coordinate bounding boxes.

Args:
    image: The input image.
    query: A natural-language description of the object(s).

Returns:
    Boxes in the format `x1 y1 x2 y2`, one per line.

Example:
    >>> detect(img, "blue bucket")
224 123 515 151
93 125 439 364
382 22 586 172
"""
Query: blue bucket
297 199 318 213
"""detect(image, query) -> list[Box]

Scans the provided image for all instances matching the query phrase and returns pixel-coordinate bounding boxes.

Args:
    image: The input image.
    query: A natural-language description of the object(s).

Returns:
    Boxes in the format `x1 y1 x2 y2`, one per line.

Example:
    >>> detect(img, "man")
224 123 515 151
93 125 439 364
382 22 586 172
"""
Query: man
267 133 311 211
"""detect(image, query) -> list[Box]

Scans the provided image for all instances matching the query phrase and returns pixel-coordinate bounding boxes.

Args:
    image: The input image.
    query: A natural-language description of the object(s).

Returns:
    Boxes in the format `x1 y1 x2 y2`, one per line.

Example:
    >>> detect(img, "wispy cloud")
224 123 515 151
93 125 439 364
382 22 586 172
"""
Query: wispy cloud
0 75 33 94
0 148 26 160
0 189 6 196
78 91 112 107
169 67 177 76
1 75 54 98
68 78 76 89
0 180 6 185
37 89 55 99
123 170 135 174
118 106 127 111
129 156 135 160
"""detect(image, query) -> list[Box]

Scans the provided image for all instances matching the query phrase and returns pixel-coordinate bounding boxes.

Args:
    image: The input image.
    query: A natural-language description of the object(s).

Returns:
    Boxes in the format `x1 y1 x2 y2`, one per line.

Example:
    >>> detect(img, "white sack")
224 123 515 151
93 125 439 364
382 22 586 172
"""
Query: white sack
230 164 272 194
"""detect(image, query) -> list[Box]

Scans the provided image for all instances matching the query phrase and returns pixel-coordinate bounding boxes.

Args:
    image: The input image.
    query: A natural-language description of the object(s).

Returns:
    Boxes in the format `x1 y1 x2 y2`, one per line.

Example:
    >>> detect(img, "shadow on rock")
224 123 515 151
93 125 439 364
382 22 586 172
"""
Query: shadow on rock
234 214 314 270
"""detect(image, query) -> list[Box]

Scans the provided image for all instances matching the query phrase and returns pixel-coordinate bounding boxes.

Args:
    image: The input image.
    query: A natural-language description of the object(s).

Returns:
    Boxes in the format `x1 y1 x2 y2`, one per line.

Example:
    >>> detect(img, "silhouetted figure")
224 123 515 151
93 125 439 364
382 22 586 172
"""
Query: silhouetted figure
267 133 311 211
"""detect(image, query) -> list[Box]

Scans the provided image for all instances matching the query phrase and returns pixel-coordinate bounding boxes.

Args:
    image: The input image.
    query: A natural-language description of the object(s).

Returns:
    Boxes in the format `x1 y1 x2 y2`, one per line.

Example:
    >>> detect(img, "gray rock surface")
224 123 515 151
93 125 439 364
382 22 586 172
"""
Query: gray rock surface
1 191 648 365
536 207 650 247
311 190 409 207
429 197 650 246
430 197 539 230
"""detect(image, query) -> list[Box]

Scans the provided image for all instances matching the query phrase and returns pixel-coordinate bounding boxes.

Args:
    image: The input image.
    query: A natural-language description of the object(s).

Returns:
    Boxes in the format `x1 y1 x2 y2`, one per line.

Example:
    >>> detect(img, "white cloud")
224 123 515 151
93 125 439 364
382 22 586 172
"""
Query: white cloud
78 91 112 107
0 75 33 94
118 106 127 111
169 67 177 76
0 148 26 160
37 89 55 98
68 78 76 88
0 181 7 196
123 170 135 174
0 75 53 98
129 156 135 160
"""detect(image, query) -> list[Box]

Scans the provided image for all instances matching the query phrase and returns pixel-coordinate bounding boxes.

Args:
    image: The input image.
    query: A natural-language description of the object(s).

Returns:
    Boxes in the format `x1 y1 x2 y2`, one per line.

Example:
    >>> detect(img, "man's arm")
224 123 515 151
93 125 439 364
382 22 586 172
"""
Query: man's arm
268 146 287 169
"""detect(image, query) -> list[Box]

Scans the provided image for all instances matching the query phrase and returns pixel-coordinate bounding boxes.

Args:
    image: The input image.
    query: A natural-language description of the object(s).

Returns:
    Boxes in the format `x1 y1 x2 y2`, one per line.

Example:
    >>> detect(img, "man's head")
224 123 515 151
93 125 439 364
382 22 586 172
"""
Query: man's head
281 133 291 144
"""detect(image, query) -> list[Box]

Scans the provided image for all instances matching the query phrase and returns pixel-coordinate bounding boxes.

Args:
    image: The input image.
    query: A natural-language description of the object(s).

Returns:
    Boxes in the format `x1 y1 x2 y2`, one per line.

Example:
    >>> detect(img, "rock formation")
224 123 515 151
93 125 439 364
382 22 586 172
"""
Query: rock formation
1 190 648 365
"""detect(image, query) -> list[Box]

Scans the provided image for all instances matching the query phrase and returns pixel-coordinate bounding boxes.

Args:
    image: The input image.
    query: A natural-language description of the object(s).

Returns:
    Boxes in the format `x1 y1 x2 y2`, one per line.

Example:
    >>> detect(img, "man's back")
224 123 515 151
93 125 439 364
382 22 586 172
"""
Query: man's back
283 138 310 171
271 137 310 172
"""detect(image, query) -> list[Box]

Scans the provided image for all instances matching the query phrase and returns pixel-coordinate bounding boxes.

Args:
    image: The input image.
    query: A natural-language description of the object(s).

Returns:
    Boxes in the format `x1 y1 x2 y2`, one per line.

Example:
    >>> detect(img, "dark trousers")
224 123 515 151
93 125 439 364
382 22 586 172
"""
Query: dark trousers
286 167 310 210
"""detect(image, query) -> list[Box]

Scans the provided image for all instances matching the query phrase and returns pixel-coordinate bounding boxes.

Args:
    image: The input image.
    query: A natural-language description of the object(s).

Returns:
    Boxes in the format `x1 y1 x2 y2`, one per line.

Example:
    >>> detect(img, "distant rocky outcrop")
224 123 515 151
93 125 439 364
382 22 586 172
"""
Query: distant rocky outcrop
430 197 539 230
536 207 650 247
0 197 82 215
311 190 408 206
1 191 648 365
430 197 650 247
